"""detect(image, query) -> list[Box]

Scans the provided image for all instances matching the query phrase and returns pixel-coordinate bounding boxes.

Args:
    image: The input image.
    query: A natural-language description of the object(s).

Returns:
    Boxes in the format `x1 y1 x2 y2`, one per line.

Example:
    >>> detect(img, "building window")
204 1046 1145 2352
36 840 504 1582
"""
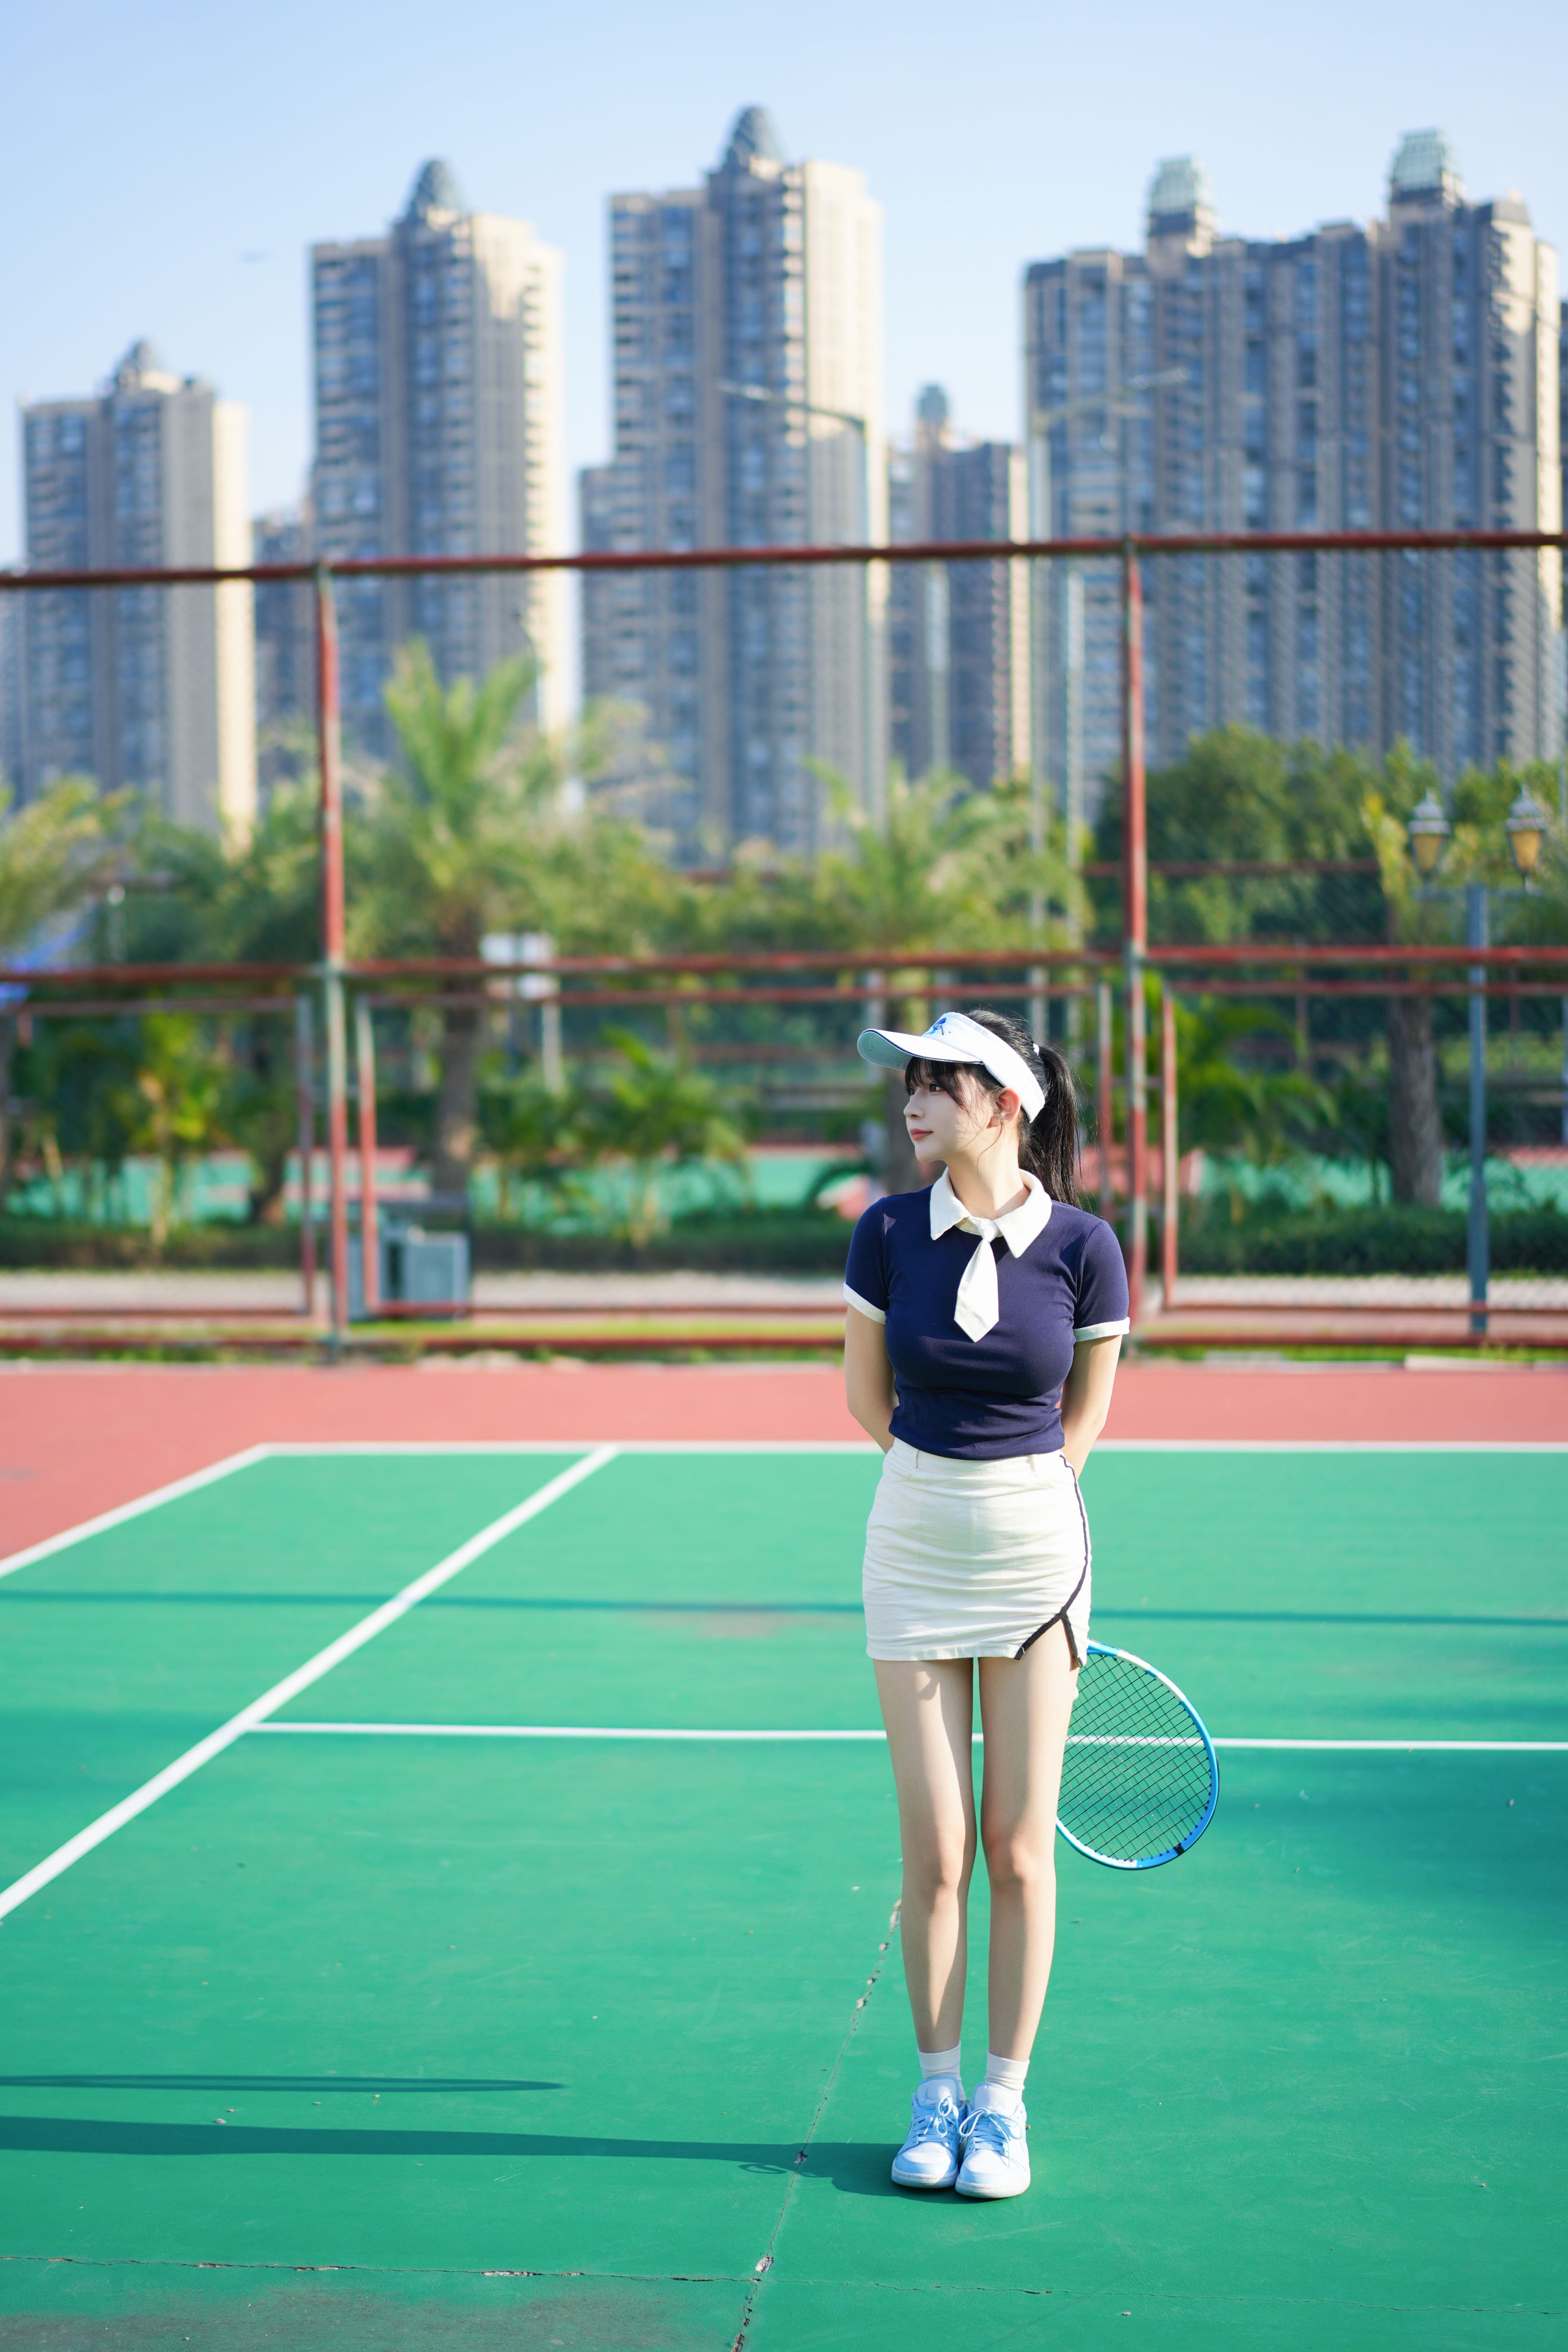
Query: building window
1243 465 1267 528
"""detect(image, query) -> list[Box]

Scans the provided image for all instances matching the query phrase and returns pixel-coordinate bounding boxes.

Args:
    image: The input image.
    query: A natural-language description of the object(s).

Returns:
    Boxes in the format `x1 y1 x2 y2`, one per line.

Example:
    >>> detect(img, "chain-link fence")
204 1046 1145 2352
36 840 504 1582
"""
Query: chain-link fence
2 529 1565 1350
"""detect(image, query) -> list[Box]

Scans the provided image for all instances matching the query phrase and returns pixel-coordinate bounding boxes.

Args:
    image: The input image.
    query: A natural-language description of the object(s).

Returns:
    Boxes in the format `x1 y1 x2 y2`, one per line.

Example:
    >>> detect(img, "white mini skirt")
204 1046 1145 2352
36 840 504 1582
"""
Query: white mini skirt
862 1437 1091 1664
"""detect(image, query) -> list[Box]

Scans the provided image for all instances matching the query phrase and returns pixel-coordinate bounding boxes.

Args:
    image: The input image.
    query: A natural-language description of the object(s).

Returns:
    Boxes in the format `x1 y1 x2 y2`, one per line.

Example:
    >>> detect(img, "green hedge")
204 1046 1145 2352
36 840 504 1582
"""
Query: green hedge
472 1210 850 1273
1179 1202 1568 1276
14 1199 1559 1282
0 1220 300 1270
0 1207 854 1276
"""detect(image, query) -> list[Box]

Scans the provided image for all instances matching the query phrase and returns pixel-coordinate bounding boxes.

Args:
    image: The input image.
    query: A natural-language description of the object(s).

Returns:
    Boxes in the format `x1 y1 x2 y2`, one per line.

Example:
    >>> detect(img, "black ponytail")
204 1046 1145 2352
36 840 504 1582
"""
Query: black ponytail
904 1006 1081 1204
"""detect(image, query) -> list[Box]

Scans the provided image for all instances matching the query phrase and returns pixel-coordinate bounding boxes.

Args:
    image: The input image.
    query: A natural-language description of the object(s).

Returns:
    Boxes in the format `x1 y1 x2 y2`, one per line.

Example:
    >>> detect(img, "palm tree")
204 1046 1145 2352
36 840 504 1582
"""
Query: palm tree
0 776 108 955
808 764 1078 1186
357 643 564 1196
581 1029 751 1247
481 1064 589 1222
112 1013 231 1248
199 779 334 1222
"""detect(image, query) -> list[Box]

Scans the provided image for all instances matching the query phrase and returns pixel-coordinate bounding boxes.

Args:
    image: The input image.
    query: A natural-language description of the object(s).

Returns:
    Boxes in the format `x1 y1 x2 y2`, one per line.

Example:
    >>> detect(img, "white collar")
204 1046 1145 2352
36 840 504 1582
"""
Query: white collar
929 1167 1052 1257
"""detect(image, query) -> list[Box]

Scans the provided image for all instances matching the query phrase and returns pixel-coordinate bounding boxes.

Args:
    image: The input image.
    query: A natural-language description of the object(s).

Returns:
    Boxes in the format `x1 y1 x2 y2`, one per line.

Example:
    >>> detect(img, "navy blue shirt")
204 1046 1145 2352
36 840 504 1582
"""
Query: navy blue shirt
844 1174 1130 1460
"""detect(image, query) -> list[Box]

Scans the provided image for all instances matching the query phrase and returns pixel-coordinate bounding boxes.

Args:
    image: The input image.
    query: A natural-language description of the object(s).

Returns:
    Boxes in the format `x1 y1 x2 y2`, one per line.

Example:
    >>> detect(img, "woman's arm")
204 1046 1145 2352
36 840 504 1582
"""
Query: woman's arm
1059 1335 1122 1475
844 1305 897 1452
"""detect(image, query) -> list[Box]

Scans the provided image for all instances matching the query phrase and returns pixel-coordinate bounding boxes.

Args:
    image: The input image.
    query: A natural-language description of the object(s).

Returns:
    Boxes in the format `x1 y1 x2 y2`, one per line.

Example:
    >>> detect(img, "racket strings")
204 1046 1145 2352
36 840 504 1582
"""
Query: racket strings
1059 1650 1215 1865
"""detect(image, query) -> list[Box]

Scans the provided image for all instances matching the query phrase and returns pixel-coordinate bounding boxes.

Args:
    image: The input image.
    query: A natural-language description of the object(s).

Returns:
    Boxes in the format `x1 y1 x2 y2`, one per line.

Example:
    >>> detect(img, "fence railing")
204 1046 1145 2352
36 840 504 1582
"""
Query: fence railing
4 521 1566 1348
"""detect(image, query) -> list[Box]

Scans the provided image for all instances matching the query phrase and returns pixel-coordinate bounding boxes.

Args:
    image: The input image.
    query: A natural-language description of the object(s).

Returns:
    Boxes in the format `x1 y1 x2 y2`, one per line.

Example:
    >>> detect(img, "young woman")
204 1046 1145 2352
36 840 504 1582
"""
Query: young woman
842 1008 1127 2200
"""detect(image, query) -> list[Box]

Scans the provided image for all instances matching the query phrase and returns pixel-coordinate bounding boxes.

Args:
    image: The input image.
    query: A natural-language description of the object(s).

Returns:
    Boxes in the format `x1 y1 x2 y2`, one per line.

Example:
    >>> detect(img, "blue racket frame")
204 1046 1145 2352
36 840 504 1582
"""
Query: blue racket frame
1056 1640 1221 1871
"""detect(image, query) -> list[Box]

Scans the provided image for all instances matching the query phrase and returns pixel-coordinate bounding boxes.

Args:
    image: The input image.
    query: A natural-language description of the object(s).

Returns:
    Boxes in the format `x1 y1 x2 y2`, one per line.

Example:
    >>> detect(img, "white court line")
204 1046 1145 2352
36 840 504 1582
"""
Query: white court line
5 1436 1559 1587
0 1439 874 1589
1214 1737 1568 1752
248 1721 1568 1753
1094 1440 1568 1455
256 1721 888 1742
0 1447 617 1924
0 1444 271 1583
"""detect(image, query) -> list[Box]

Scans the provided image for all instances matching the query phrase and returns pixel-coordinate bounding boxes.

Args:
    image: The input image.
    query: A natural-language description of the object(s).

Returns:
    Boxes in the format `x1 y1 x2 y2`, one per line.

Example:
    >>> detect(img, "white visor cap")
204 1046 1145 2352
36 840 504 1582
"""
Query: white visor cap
857 1011 1045 1123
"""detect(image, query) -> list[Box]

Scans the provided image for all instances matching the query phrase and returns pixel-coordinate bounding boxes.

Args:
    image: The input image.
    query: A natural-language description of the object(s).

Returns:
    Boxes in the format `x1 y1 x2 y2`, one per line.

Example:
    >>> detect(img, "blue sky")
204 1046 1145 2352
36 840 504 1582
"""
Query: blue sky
3 0 1564 563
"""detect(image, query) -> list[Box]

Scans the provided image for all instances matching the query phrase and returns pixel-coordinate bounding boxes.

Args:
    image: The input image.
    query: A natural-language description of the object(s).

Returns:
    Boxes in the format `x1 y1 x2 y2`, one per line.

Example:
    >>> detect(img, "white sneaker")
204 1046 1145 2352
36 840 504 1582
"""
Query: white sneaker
955 2083 1030 2199
890 2082 967 2189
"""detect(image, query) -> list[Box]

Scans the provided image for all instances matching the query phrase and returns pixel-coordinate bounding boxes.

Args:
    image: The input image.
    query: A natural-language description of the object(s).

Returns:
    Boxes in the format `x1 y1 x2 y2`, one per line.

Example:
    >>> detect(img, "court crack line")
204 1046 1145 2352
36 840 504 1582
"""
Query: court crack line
0 2257 1556 2318
728 1896 902 2351
0 1448 618 1925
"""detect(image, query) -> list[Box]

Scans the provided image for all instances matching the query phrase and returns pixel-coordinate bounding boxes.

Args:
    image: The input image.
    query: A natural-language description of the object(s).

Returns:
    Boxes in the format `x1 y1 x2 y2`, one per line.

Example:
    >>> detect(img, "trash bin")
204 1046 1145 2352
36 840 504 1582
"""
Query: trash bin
348 1205 471 1320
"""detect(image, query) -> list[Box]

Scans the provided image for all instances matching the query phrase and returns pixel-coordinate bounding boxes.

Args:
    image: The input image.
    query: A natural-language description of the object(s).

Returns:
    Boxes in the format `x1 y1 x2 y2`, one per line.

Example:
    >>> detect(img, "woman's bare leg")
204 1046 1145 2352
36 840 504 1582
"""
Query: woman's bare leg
976 1625 1078 2060
873 1658 977 2052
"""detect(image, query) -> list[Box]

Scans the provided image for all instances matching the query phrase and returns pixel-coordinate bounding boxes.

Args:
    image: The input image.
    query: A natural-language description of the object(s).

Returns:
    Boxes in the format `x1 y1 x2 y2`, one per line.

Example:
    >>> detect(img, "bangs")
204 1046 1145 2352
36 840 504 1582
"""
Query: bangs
904 1056 983 1098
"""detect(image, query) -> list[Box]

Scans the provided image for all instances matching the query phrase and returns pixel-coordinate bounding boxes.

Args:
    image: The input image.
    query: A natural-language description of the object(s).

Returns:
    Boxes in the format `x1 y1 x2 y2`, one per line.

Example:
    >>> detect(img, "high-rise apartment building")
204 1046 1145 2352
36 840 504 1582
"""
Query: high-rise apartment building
252 509 316 799
19 341 256 833
887 386 1028 789
0 598 22 797
311 162 565 761
580 107 884 858
1023 135 1562 802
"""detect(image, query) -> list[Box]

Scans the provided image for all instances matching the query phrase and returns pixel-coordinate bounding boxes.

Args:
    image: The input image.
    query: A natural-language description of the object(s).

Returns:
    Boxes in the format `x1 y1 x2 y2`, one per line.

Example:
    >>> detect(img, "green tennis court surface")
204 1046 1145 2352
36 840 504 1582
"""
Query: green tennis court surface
1 1444 1563 2349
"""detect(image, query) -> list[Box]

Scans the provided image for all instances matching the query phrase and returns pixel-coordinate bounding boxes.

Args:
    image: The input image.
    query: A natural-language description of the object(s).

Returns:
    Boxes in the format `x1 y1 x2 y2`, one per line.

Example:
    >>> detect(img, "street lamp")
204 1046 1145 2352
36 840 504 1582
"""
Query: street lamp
1499 783 1563 1150
1406 789 1450 879
717 380 876 830
1505 785 1548 882
1404 789 1544 1336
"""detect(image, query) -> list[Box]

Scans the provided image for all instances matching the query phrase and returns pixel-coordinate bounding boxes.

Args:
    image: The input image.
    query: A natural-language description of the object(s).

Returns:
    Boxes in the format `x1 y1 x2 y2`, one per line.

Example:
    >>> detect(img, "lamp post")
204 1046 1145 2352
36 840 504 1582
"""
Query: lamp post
1026 372 1186 865
1405 785 1548 1336
717 380 877 831
1026 371 1185 1045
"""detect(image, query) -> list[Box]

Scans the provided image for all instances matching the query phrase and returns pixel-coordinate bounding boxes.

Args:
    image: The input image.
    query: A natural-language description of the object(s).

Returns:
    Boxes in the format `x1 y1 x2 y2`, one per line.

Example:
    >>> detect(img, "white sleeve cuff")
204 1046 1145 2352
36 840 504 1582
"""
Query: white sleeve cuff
843 1283 887 1325
1073 1318 1131 1342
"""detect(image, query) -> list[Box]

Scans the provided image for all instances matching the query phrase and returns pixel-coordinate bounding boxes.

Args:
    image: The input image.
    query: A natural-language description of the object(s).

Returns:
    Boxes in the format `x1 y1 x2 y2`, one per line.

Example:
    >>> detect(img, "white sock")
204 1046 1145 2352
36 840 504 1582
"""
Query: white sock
982 2052 1028 2112
916 2044 963 2098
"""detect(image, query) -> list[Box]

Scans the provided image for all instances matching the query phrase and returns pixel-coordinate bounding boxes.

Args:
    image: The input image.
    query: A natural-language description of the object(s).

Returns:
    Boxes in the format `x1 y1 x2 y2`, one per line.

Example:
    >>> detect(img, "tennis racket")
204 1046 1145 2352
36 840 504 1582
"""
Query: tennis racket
1056 1642 1219 1869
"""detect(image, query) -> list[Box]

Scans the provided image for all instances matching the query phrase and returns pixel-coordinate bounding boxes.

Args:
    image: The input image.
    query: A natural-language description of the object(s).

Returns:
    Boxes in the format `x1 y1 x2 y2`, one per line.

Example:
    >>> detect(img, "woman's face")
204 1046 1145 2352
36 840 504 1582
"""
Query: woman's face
903 1064 1018 1163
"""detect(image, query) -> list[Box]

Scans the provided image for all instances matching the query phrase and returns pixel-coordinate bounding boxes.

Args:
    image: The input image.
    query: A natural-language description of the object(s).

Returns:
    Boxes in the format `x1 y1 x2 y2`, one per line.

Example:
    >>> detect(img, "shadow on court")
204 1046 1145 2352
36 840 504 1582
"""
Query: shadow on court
0 2076 563 2095
0 2114 900 2196
13 1588 1565 1630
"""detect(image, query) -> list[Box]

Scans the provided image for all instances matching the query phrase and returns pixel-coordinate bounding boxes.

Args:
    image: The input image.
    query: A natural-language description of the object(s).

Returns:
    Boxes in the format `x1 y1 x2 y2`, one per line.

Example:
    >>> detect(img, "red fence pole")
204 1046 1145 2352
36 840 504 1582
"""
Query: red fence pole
315 564 350 1351
293 992 317 1319
1160 989 1178 1312
1121 543 1148 1329
1096 976 1114 1215
355 996 380 1318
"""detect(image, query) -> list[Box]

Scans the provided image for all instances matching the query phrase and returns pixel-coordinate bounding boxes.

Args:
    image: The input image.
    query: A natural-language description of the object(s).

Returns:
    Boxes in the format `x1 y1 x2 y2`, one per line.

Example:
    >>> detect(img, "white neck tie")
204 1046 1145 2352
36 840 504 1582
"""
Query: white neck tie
953 1218 1002 1342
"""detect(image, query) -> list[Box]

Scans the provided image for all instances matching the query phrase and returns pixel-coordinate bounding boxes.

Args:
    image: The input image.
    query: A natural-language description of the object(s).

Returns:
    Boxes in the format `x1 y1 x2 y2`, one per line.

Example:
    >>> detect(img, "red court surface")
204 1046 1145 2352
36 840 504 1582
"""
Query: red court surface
2 1357 1563 1558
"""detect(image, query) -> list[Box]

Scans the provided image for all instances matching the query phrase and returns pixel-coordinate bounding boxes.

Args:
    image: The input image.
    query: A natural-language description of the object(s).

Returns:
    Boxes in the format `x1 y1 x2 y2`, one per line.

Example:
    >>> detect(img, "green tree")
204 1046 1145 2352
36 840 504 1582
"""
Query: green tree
804 764 1078 1186
1095 725 1382 947
1173 994 1335 1165
361 645 688 1198
111 1013 231 1248
0 776 113 1204
199 782 329 1222
480 1064 589 1222
1361 749 1459 1206
808 762 1073 953
580 1028 751 1247
358 643 565 1195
